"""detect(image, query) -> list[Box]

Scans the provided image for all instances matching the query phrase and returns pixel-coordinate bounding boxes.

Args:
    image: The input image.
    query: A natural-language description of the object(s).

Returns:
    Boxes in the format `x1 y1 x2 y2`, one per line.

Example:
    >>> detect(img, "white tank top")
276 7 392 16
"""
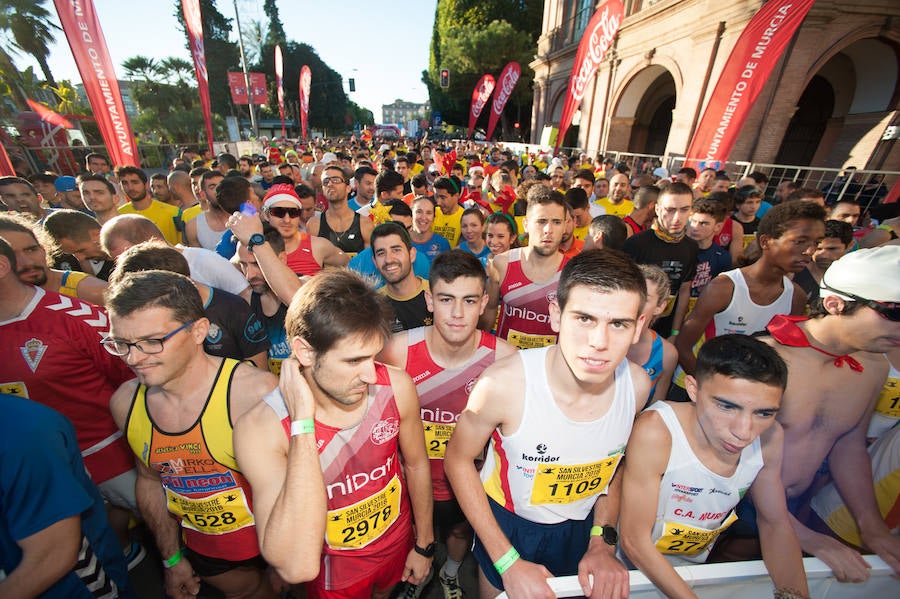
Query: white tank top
195 212 226 251
710 269 794 337
480 346 635 524
648 401 763 564
867 360 899 440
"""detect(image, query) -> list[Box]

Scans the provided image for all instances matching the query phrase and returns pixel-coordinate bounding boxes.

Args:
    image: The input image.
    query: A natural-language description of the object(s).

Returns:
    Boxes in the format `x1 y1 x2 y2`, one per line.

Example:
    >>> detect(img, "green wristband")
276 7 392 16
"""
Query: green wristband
590 525 604 537
162 548 182 569
290 418 315 436
493 547 520 575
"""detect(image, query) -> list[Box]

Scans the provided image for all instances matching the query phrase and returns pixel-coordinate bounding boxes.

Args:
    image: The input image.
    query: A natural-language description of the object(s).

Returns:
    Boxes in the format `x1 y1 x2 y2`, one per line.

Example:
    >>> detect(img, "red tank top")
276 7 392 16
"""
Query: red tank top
713 216 734 248
285 234 322 276
623 215 643 235
497 248 568 349
266 363 412 590
405 328 498 500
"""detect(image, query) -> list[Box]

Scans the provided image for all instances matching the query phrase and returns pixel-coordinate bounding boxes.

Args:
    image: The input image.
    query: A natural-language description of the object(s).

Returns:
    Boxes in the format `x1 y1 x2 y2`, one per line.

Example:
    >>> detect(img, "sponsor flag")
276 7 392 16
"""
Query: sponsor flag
53 0 138 166
468 74 495 139
0 143 14 176
26 99 74 129
299 65 311 140
249 73 267 105
486 63 520 141
275 44 285 139
182 0 214 156
227 71 249 104
685 0 816 169
228 72 267 105
555 0 624 152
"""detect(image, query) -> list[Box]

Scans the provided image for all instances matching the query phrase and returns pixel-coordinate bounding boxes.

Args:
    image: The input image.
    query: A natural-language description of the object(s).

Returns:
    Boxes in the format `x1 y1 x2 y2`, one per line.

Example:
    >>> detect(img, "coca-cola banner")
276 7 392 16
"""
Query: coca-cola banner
556 0 624 152
0 143 14 176
275 44 285 138
486 63 520 141
182 0 214 156
468 74 495 139
53 0 139 167
227 72 267 105
299 66 311 140
685 0 815 169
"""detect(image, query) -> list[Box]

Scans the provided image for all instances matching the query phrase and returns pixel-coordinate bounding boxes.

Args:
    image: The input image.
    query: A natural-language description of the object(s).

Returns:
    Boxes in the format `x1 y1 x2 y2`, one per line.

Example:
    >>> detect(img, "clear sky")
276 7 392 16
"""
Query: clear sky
36 0 437 121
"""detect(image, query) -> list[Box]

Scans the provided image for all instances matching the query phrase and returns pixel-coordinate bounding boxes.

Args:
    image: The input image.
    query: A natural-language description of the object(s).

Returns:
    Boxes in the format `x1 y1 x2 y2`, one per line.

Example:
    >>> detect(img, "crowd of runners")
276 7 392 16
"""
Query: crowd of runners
0 137 898 599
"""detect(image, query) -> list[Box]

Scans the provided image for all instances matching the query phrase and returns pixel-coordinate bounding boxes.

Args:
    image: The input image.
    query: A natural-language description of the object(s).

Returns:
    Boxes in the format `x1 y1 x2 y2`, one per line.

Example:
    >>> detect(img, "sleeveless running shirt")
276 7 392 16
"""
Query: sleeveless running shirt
263 363 412 591
497 248 568 349
481 346 635 524
318 211 365 255
405 327 498 500
125 359 260 561
285 234 322 276
646 401 763 564
194 212 226 251
641 331 665 399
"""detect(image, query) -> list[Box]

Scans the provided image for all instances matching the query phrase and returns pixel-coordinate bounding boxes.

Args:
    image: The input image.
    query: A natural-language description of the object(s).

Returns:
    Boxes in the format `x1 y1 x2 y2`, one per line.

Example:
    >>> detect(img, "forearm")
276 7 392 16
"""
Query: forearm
759 519 809 597
828 438 886 538
405 458 435 546
262 434 326 580
622 539 696 599
0 525 79 599
254 243 302 305
136 471 182 558
670 285 691 334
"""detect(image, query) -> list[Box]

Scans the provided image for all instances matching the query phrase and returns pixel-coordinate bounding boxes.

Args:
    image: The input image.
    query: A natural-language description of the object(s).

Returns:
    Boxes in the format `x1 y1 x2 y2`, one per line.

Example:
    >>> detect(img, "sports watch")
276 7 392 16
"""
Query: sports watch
247 233 266 252
413 541 436 558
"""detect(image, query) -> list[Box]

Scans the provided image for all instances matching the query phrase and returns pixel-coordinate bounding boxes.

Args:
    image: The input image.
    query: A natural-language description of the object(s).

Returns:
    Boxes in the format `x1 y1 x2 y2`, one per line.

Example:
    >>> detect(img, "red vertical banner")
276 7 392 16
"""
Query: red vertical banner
275 44 285 139
556 0 624 152
228 72 249 104
685 0 816 169
182 0 214 156
468 74 495 139
0 143 15 176
299 65 311 141
486 62 521 141
52 0 139 167
249 73 268 105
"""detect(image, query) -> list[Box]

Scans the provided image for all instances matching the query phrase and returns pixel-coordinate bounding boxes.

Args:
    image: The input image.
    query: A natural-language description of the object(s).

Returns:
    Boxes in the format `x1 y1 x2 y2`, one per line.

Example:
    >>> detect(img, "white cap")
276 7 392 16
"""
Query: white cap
322 152 338 164
820 246 900 302
379 144 390 152
653 167 669 179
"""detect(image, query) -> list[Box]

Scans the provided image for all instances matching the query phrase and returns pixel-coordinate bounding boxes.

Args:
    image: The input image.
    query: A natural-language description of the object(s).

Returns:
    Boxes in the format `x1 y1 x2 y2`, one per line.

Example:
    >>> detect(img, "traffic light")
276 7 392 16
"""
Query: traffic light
349 78 355 92
440 69 449 89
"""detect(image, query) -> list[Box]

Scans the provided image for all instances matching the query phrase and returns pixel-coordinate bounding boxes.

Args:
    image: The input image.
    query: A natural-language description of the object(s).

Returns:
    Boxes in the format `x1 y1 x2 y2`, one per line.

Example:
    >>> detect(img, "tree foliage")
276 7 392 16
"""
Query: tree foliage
0 0 59 87
425 0 542 138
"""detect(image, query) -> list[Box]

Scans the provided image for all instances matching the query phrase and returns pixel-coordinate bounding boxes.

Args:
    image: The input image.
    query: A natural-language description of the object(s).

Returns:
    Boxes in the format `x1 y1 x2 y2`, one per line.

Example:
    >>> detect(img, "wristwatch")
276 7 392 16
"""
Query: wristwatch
247 233 266 252
413 541 436 558
600 525 618 547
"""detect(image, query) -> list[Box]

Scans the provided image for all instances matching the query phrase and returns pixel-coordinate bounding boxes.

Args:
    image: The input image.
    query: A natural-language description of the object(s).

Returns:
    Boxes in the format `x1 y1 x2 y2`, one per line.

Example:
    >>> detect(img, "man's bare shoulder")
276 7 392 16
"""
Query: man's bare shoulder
110 378 140 428
230 362 279 416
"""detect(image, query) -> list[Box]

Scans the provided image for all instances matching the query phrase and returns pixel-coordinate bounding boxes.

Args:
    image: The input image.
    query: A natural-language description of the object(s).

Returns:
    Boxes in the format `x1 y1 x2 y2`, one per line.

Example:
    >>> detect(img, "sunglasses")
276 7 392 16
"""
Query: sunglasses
821 283 900 321
268 206 302 219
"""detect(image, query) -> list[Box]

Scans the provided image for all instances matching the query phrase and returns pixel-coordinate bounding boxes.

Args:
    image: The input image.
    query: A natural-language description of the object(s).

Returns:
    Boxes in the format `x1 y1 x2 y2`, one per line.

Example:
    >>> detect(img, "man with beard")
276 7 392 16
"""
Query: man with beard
150 173 174 205
115 166 183 245
593 173 633 218
624 182 699 337
373 222 432 333
0 214 107 306
307 165 372 254
479 186 568 349
42 209 117 281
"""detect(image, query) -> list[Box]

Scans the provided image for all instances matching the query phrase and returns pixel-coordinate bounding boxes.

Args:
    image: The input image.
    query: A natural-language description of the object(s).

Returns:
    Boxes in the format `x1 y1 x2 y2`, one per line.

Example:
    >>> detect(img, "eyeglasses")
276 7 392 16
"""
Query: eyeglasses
322 176 346 186
268 206 302 219
101 320 196 356
820 283 900 321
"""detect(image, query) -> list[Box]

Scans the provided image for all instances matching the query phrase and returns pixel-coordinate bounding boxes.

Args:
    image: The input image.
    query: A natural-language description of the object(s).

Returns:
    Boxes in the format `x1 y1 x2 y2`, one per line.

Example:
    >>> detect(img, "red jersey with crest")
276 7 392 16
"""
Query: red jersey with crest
0 287 135 483
265 363 412 591
404 327 498 500
497 248 568 349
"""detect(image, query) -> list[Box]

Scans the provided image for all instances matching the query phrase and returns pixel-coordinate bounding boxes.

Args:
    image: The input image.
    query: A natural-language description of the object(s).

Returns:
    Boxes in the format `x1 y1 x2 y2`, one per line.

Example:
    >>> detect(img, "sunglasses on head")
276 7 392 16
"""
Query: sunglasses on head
268 206 302 219
821 283 900 321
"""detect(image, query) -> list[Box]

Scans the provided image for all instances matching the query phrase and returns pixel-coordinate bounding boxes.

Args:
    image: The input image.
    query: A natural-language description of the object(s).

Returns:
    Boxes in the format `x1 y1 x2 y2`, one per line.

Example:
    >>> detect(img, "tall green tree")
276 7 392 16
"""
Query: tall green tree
263 0 286 47
425 0 542 137
0 0 59 87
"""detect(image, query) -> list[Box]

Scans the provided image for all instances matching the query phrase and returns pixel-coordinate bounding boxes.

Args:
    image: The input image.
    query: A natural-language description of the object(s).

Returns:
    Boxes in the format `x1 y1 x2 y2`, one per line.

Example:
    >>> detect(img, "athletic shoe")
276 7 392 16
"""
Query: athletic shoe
125 541 146 571
400 566 433 599
439 571 463 599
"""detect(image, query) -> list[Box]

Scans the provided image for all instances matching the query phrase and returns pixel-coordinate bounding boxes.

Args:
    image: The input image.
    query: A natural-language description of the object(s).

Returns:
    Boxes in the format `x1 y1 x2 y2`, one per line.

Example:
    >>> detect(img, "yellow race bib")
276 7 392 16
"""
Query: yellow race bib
530 455 622 505
506 328 556 349
874 380 899 419
424 422 455 459
326 475 402 550
268 358 283 375
0 381 27 397
166 487 254 535
655 512 737 556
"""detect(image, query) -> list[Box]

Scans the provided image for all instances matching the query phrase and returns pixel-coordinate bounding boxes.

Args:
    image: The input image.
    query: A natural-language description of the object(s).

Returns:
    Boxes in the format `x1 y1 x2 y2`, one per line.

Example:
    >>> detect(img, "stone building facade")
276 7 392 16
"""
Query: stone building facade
529 0 900 170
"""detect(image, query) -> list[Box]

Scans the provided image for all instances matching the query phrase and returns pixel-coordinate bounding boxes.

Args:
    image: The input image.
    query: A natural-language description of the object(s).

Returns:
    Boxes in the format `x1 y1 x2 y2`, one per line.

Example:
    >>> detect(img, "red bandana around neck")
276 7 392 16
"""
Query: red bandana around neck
766 314 863 372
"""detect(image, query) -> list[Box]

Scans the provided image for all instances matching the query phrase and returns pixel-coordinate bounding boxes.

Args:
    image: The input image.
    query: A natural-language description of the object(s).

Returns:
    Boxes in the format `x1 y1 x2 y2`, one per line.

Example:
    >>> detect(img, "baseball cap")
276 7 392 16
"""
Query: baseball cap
262 183 302 211
820 246 900 303
652 167 669 179
55 175 77 192
322 152 338 164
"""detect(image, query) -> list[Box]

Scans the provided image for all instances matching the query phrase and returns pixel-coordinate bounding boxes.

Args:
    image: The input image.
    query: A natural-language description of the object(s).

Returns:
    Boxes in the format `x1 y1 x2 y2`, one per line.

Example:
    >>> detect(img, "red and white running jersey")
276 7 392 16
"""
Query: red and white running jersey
497 248 568 349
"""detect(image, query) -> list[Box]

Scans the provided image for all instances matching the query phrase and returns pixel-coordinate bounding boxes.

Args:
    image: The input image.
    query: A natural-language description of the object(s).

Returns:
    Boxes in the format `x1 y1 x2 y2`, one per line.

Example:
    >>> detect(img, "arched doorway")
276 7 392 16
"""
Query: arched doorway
776 76 835 165
609 66 676 155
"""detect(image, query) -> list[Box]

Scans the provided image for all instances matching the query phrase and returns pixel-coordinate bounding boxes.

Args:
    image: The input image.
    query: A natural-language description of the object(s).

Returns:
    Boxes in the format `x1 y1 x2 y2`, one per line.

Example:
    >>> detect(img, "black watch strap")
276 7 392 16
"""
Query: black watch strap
413 541 436 558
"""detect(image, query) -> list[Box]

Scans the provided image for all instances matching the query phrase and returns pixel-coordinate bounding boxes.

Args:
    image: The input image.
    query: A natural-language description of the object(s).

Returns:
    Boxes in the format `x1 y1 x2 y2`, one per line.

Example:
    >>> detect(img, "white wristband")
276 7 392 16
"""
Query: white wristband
290 418 315 436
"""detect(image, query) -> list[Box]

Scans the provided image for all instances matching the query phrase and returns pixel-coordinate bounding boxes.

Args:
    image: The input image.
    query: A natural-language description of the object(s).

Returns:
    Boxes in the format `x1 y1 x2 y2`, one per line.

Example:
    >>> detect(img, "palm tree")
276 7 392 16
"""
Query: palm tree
159 57 195 86
0 0 59 87
122 55 162 82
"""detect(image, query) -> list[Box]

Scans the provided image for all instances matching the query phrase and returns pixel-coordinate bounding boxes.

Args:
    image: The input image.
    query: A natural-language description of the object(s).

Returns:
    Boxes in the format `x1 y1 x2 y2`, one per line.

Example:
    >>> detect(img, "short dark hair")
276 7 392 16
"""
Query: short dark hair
433 176 462 196
370 221 411 249
694 334 788 390
589 215 628 250
284 269 392 354
42 209 100 245
677 167 697 180
388 200 412 219
526 185 566 212
557 249 646 312
0 235 17 271
632 185 659 210
110 240 191 285
573 168 595 184
85 153 110 168
200 169 225 188
0 176 37 195
758 200 826 240
28 172 57 186
149 173 167 183
411 173 428 189
293 184 314 199
214 176 250 214
429 249 486 289
692 197 728 222
115 165 147 183
734 185 763 206
660 181 694 200
565 188 589 211
375 169 404 197
78 174 117 195
747 171 769 185
823 219 854 246
485 211 518 239
106 269 204 325
190 167 210 179
354 166 378 181
217 153 237 170
787 187 824 203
